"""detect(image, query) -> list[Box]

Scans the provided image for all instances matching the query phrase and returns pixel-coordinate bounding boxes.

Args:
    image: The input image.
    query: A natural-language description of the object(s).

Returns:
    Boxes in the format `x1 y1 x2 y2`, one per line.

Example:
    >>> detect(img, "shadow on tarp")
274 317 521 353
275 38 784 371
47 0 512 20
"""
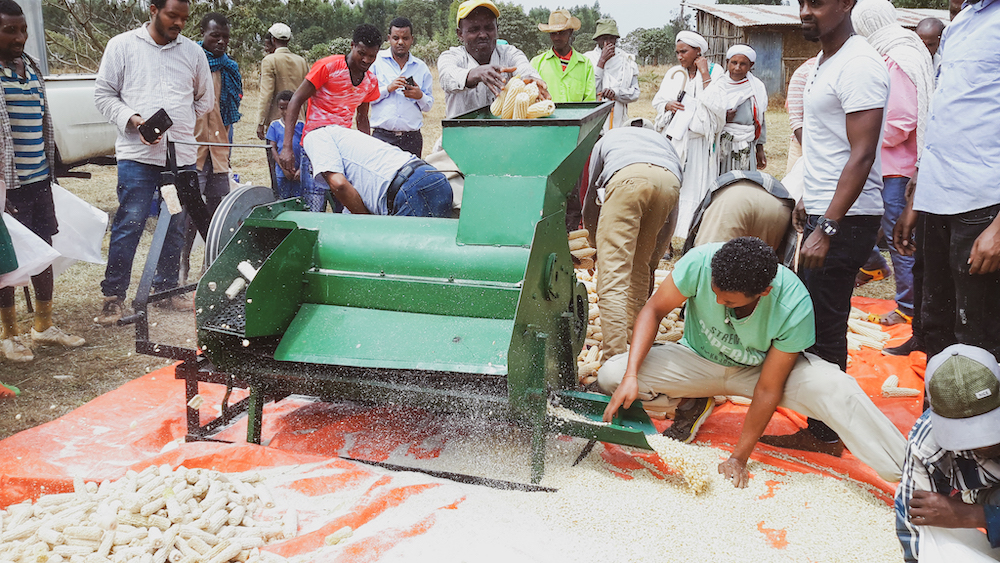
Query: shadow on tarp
0 298 925 514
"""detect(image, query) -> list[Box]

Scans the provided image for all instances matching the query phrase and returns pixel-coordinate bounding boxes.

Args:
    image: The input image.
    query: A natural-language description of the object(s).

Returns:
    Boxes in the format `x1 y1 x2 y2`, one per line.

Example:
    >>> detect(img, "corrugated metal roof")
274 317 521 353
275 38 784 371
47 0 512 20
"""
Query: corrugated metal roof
687 3 949 28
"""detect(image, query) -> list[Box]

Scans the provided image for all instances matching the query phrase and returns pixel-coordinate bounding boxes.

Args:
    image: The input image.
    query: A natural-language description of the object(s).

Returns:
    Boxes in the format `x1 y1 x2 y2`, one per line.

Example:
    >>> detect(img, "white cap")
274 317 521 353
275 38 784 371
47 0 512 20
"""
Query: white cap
268 23 292 41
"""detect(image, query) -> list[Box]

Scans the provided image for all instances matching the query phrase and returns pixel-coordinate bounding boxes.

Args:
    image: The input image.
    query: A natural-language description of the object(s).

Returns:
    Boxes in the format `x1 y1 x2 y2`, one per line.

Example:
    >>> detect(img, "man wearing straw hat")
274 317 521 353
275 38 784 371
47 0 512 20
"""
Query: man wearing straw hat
896 344 1000 561
531 10 595 104
584 18 639 131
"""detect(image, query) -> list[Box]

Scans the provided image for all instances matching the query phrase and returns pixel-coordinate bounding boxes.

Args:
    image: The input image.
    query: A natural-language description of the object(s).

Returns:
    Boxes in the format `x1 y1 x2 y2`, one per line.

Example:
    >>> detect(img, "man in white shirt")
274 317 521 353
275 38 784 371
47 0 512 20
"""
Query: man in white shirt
760 0 889 454
94 0 213 325
437 0 546 119
370 17 433 157
304 126 452 218
584 18 639 131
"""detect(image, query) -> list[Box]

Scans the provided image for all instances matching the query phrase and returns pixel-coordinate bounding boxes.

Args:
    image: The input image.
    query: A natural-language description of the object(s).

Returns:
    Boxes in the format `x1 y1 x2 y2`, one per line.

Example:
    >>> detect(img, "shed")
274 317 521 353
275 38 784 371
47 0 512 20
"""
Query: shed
687 3 949 98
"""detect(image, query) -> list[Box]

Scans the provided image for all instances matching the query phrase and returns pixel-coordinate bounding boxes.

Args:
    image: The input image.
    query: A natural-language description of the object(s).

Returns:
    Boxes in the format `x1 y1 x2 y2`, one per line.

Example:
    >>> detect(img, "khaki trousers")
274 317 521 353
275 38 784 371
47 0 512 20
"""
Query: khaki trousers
597 343 906 482
596 163 681 357
693 181 793 251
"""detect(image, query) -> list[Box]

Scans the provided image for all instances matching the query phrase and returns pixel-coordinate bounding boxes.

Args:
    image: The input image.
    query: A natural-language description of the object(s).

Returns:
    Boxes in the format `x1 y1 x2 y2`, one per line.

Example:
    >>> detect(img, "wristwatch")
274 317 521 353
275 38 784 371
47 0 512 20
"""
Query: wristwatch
817 217 840 237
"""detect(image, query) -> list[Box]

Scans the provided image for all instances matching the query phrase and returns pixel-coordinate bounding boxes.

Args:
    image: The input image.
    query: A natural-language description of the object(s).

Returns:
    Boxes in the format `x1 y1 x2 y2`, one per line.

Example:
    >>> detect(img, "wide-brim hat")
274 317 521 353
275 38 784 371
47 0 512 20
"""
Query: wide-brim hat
456 0 500 26
926 344 1000 451
538 9 581 33
592 18 619 40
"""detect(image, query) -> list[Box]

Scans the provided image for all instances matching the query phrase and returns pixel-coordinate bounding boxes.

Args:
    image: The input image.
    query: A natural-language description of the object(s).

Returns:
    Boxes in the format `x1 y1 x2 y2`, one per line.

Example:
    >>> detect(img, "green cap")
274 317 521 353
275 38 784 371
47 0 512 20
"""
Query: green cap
926 344 1000 451
592 18 620 40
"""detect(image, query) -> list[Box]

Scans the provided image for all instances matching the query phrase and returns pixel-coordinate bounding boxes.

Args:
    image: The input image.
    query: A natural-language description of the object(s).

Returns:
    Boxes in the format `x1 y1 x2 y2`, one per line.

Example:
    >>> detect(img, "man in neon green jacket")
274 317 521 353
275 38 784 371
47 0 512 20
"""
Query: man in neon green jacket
530 10 596 103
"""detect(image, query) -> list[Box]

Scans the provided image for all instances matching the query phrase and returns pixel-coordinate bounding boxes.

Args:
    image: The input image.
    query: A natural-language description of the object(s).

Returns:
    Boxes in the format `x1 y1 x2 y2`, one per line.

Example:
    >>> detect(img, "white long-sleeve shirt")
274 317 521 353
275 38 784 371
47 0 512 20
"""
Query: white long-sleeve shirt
95 23 213 167
437 44 539 119
584 48 640 129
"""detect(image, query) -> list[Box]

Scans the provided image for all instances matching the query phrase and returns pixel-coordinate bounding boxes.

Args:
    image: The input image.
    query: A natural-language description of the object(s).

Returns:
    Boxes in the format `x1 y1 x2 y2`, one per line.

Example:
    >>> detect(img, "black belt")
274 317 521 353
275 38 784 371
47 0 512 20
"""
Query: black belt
375 127 420 138
387 159 429 214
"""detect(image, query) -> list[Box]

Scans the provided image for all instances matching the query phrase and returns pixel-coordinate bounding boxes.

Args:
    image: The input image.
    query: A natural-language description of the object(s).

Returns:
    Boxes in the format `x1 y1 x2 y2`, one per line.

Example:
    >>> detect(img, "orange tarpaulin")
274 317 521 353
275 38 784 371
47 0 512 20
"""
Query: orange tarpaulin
0 298 927 558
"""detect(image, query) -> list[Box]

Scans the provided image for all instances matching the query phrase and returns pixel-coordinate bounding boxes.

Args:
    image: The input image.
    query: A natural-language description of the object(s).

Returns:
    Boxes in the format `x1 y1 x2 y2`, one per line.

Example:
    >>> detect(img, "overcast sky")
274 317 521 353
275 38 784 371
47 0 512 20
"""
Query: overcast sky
512 0 688 37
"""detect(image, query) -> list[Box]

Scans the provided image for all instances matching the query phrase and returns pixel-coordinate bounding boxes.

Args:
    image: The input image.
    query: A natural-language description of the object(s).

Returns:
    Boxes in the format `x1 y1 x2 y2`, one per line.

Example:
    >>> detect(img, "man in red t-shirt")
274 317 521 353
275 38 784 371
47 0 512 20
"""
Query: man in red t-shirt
278 23 381 174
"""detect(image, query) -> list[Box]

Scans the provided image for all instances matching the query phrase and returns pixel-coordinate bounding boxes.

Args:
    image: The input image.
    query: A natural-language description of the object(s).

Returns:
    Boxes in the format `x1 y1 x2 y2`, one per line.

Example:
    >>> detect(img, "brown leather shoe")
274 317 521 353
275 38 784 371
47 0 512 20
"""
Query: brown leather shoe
757 428 845 457
152 293 194 312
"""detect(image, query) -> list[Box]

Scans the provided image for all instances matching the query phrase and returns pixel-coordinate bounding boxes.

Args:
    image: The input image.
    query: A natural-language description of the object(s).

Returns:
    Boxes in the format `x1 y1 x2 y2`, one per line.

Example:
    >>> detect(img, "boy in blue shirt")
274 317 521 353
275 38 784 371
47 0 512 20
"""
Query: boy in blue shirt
265 90 309 198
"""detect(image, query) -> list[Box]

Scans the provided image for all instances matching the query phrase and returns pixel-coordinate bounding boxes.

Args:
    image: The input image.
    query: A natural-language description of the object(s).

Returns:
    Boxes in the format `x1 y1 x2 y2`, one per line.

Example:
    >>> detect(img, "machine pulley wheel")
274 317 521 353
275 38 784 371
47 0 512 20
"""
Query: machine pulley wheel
205 185 276 266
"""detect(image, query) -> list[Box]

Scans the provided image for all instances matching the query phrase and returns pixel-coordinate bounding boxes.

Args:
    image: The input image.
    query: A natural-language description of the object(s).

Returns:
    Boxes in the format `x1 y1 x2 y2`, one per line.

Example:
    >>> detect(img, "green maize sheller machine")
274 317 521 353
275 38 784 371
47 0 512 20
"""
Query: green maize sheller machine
194 102 654 482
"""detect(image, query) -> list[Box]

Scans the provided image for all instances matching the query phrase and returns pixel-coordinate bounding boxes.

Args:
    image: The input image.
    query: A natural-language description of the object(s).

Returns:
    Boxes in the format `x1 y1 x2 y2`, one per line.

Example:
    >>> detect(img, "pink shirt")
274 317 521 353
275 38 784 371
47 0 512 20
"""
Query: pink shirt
303 55 379 136
881 57 918 178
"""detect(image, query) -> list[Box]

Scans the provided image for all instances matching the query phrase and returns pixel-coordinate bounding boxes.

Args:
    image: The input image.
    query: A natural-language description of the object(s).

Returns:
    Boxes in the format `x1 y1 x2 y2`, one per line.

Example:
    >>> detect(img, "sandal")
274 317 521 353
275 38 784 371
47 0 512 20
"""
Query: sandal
855 266 888 288
877 308 913 327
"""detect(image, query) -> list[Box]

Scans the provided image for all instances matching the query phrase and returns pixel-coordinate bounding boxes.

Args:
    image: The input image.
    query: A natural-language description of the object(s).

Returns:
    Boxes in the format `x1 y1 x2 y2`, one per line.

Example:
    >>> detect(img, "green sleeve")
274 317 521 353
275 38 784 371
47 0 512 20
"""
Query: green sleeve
672 243 718 298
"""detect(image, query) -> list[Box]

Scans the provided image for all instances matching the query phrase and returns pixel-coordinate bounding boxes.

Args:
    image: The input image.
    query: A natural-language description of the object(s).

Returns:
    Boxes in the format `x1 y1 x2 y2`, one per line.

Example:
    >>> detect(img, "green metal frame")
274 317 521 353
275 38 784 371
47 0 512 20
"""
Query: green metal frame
195 102 654 482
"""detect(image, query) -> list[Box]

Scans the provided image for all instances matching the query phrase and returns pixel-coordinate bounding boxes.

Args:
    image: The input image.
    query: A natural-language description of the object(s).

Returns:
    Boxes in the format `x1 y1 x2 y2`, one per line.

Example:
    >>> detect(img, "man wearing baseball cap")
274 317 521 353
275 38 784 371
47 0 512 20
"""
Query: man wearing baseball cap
896 344 1000 562
584 18 639 131
257 23 308 142
437 0 546 118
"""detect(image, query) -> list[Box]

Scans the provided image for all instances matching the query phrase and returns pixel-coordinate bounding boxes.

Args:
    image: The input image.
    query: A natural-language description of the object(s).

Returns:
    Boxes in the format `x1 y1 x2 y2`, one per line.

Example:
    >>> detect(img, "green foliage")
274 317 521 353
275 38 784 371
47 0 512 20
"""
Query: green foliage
621 14 689 66
307 42 334 63
329 37 353 56
411 39 449 66
297 25 331 51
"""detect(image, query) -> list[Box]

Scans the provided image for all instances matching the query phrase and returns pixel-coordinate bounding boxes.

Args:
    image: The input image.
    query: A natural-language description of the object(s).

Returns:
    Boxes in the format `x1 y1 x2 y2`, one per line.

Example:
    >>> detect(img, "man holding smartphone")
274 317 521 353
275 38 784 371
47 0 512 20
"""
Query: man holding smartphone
94 0 213 325
369 17 433 157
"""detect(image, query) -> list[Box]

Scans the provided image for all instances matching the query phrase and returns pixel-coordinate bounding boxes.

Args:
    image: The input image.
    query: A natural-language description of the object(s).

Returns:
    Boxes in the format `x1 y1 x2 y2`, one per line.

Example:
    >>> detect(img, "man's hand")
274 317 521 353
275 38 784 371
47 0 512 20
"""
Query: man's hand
969 218 1000 274
602 375 639 422
129 114 160 145
535 79 551 101
402 83 423 100
718 457 750 488
597 42 615 68
910 490 987 529
277 147 296 175
388 76 408 92
792 199 807 233
466 64 506 95
599 88 617 101
695 56 710 81
799 228 831 269
894 174 918 256
756 146 767 171
664 100 685 113
256 124 266 141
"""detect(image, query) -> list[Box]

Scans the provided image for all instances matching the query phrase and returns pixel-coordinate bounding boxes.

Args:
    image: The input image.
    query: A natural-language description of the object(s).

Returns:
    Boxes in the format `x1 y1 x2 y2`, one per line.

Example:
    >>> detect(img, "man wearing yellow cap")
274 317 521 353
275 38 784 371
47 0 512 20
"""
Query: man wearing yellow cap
530 10 595 104
437 0 547 118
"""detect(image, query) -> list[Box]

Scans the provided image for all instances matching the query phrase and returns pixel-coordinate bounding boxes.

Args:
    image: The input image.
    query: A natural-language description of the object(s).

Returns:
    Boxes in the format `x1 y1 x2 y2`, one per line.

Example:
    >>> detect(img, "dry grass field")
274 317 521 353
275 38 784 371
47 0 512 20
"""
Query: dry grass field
0 66 894 439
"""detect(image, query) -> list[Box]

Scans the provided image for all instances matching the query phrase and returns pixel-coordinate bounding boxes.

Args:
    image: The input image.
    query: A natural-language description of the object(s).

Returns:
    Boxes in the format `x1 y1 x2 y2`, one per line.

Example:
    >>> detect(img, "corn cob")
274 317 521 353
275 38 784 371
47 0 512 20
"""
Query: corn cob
526 100 555 119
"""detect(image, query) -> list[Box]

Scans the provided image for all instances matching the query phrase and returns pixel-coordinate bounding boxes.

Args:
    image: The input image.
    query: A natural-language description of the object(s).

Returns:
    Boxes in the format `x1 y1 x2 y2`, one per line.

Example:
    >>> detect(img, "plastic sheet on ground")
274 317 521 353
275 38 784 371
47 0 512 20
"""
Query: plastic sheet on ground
0 298 927 560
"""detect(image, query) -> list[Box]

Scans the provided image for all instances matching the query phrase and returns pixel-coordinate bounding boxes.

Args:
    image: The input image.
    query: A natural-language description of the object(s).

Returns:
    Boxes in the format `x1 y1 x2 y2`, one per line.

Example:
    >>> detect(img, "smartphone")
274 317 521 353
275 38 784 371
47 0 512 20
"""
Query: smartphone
405 76 417 87
138 108 173 143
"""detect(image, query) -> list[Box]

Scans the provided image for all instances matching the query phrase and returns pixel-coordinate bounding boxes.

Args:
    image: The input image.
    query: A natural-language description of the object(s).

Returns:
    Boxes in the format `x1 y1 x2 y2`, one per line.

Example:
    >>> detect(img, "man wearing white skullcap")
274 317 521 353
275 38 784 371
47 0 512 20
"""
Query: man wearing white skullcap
652 30 725 240
712 44 768 174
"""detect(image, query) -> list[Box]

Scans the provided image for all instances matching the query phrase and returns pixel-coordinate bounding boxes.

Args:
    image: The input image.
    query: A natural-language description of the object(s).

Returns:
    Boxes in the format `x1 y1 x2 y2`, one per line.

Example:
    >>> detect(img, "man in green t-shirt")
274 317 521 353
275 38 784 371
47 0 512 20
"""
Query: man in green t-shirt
600 237 905 487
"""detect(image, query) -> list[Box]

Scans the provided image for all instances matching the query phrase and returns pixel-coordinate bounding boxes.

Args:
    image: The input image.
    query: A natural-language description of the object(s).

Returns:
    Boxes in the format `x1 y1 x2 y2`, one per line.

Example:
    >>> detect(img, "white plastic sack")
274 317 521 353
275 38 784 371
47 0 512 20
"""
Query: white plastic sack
782 156 805 202
919 526 1000 562
49 182 108 277
0 213 59 288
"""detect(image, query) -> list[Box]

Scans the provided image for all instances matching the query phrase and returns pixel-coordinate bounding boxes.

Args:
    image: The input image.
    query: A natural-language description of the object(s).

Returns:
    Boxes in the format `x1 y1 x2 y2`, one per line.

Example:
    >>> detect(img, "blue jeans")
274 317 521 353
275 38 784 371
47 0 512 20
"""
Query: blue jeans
391 165 453 218
799 215 881 370
101 160 191 298
881 176 915 315
275 175 302 199
300 153 331 212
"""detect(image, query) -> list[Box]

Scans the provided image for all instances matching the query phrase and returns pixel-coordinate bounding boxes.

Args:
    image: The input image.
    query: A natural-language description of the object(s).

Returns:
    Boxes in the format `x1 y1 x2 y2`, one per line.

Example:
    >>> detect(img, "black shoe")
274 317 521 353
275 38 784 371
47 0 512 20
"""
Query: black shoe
883 336 922 356
758 428 845 457
662 397 714 443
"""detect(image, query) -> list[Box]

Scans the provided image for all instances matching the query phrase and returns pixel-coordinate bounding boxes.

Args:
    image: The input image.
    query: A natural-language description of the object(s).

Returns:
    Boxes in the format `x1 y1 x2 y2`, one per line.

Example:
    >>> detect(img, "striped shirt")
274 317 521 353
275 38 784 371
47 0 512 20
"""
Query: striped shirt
0 54 54 192
894 411 1000 562
1 57 48 184
303 55 379 137
785 58 815 134
94 23 214 167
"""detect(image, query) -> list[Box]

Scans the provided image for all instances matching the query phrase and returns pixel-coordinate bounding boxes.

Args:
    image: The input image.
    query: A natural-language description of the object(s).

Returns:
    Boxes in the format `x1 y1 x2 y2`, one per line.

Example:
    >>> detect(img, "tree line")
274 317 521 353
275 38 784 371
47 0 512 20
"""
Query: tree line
42 0 694 73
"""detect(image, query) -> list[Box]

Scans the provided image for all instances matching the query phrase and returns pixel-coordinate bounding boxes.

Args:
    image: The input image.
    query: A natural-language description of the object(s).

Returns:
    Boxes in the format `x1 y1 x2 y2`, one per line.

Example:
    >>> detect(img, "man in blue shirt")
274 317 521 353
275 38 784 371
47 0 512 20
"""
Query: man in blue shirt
369 17 433 157
895 0 1000 362
895 344 1000 562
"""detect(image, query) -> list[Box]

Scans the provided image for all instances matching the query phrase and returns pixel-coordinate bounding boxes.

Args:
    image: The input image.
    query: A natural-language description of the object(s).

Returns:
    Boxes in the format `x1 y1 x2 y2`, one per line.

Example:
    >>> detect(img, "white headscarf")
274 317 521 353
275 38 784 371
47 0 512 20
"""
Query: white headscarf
725 44 756 64
676 31 708 54
852 0 936 158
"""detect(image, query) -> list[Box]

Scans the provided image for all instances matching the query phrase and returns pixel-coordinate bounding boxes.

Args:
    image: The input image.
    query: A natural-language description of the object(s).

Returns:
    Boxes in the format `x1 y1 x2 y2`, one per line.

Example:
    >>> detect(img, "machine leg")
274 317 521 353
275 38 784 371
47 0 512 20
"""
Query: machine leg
246 386 264 444
530 405 547 484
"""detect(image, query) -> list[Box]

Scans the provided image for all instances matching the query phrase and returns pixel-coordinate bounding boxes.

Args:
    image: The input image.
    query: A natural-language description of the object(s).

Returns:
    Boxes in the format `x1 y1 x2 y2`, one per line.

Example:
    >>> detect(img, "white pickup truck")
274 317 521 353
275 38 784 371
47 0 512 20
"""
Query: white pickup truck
17 0 117 172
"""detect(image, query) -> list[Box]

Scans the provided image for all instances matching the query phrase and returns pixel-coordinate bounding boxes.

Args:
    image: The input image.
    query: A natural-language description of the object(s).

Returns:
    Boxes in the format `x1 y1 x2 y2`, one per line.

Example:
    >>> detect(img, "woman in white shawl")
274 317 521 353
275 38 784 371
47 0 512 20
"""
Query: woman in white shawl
651 30 725 238
713 44 768 174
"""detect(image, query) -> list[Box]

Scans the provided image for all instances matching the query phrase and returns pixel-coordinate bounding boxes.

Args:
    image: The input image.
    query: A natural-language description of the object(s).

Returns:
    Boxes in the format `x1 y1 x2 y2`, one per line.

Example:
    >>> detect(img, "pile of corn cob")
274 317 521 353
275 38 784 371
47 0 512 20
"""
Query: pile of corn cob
490 76 555 120
0 465 296 563
645 434 710 494
846 308 891 351
574 263 683 386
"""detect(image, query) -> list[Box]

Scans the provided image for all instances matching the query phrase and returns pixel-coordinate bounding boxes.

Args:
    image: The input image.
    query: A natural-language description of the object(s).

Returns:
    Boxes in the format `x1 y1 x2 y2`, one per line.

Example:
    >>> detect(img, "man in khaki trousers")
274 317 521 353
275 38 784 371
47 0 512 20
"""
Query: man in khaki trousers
583 122 682 358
